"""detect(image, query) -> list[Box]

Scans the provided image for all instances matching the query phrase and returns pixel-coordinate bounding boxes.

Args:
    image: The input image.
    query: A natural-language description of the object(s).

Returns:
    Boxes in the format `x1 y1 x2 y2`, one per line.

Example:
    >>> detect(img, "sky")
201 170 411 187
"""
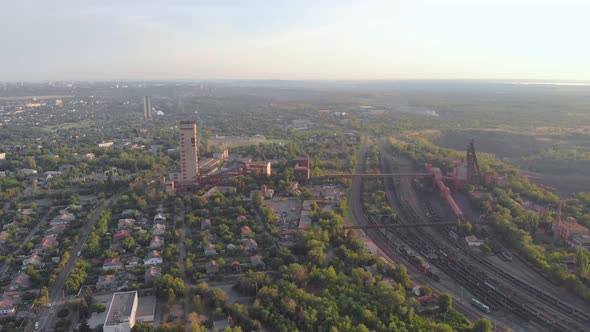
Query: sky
1 0 589 81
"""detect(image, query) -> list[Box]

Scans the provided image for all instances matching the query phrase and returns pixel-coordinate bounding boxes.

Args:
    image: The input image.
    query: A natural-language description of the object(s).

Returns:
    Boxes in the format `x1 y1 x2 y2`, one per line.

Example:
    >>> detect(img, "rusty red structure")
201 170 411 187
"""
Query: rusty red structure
424 163 464 220
466 139 482 186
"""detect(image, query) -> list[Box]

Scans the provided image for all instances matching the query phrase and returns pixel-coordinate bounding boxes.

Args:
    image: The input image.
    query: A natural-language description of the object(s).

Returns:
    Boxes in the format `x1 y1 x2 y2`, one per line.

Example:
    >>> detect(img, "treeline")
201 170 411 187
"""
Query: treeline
228 199 485 331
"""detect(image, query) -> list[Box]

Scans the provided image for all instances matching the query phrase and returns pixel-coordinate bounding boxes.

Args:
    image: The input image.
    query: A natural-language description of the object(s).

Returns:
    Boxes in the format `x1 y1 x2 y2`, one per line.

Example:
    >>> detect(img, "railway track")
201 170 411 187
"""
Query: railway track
376 151 590 331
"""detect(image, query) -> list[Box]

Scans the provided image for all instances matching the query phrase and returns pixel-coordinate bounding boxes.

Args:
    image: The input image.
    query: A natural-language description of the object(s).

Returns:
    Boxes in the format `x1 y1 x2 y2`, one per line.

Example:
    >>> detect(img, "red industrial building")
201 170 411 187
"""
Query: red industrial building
293 157 311 182
243 161 272 176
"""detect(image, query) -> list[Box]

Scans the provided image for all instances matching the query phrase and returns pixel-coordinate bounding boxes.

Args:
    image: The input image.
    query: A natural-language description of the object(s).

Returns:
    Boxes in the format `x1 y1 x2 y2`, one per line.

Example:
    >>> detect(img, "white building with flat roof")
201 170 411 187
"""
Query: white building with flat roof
103 291 138 332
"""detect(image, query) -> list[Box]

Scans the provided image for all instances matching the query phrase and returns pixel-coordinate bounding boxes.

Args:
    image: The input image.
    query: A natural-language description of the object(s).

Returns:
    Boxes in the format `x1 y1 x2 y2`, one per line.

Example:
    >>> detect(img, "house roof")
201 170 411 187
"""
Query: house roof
148 250 161 259
104 257 121 264
0 298 14 309
113 230 131 238
41 237 58 249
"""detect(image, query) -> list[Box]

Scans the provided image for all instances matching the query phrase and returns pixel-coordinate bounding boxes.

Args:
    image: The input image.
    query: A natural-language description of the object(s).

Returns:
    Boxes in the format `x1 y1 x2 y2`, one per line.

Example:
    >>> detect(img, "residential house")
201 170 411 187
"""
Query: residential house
113 229 131 240
240 226 253 236
204 243 217 257
8 273 31 291
230 260 242 273
126 256 140 267
46 224 66 236
22 254 43 268
20 168 37 176
50 212 75 226
121 209 137 218
150 236 164 249
153 213 166 223
206 260 219 276
144 250 163 265
117 218 136 229
103 257 123 270
144 266 162 282
152 223 166 235
0 231 9 244
40 236 59 251
96 275 117 291
250 255 265 270
241 238 258 252
203 230 214 242
0 298 16 318
201 219 212 230
82 153 95 160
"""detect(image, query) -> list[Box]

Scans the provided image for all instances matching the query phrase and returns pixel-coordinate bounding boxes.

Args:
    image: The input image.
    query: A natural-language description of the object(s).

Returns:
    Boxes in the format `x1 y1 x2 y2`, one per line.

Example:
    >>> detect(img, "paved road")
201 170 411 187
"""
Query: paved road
35 194 121 332
177 200 194 331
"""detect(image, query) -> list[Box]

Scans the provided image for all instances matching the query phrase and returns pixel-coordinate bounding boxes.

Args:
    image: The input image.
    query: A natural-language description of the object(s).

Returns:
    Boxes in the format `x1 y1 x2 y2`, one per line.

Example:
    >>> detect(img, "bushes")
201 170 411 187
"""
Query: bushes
91 303 106 313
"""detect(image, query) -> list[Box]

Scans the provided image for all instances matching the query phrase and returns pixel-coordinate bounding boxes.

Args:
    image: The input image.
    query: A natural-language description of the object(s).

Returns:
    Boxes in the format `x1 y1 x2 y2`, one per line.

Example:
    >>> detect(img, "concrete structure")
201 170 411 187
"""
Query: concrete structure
136 296 156 323
98 142 114 148
178 120 199 185
465 235 484 247
143 96 152 121
96 275 117 292
213 149 229 161
0 152 5 160
244 161 271 176
567 234 590 249
293 157 310 182
553 217 589 242
103 291 138 332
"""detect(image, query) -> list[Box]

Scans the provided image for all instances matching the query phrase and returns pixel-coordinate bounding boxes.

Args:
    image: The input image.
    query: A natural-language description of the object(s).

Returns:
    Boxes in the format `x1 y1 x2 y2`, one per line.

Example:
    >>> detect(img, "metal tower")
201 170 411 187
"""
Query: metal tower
466 139 482 185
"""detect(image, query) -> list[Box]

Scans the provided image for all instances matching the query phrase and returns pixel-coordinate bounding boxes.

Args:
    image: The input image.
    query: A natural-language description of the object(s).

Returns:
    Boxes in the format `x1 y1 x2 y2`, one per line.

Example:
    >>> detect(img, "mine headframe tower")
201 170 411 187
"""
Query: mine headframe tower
466 139 482 186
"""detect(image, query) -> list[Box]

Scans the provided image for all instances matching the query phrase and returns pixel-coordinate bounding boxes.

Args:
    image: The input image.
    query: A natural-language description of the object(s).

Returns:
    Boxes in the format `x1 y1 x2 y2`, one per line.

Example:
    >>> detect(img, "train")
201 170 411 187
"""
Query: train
471 298 491 313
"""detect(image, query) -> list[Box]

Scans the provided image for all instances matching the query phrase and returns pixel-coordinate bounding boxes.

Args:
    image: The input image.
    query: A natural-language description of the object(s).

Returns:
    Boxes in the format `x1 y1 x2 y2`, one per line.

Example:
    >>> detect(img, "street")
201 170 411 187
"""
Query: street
34 194 121 332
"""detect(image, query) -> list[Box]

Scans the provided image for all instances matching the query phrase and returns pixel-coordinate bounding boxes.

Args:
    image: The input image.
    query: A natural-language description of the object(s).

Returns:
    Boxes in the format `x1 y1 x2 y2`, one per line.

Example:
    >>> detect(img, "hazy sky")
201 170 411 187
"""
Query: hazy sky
1 0 589 81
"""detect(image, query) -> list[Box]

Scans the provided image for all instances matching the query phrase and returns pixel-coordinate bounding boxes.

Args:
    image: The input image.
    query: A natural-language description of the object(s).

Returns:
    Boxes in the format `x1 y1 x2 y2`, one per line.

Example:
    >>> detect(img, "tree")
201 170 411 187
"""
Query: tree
575 247 590 278
438 293 452 313
419 285 433 296
78 320 92 332
167 288 176 307
472 318 493 332
391 264 411 288
208 288 226 307
123 236 136 251
132 323 157 332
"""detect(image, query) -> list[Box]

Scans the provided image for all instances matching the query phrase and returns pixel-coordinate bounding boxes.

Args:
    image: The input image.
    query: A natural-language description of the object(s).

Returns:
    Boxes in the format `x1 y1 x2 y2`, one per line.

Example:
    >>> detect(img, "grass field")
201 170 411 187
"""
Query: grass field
43 121 96 131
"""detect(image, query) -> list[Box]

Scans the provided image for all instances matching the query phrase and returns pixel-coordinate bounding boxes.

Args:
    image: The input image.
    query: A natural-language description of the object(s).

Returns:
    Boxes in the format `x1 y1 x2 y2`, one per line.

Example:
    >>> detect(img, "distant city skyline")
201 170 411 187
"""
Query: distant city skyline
1 0 589 81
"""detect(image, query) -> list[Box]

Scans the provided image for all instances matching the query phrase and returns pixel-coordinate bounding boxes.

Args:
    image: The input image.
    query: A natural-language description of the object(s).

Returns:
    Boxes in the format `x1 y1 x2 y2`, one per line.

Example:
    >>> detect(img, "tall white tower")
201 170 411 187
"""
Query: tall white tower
143 96 152 121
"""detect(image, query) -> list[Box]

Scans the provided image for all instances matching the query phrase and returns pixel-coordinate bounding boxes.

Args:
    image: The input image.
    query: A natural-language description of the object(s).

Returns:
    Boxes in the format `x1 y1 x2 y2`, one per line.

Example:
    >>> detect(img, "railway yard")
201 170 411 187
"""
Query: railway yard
351 144 590 332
